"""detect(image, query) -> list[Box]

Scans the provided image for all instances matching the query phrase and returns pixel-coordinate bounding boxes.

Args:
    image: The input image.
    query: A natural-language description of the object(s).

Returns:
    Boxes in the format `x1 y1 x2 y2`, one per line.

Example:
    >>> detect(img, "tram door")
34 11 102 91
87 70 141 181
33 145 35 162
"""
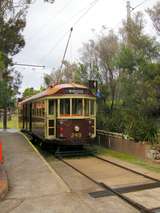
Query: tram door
23 104 28 130
46 99 56 138
29 103 32 131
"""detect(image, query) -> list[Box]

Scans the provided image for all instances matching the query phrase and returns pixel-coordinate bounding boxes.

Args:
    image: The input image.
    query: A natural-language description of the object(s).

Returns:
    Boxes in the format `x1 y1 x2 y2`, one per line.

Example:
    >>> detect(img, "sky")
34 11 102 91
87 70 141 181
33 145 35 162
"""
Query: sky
12 0 159 92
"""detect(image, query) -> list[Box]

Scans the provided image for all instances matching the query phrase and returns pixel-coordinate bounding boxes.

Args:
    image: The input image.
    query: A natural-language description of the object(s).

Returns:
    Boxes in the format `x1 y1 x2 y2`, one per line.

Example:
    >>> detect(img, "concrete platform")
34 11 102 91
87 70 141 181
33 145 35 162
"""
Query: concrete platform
0 130 139 213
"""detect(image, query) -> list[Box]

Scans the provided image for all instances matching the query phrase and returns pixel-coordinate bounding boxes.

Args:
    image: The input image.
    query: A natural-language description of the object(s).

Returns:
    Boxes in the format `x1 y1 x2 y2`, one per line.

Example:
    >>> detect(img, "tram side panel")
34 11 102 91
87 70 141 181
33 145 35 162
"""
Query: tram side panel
31 100 45 139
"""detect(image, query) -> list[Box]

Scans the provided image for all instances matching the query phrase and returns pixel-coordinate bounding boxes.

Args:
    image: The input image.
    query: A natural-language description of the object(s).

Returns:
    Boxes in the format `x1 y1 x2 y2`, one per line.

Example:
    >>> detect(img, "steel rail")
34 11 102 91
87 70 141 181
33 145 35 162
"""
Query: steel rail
93 155 160 183
58 156 152 213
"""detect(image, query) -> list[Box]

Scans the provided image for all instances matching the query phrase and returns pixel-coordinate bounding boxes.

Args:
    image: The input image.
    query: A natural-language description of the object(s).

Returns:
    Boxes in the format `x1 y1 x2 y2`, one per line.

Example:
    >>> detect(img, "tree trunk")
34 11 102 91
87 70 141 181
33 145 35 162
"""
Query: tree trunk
3 107 7 130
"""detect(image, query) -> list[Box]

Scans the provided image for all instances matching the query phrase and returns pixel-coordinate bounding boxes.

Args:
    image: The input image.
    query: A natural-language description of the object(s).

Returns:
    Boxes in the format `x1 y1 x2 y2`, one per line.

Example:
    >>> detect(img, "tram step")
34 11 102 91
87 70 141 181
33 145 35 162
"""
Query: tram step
55 150 94 157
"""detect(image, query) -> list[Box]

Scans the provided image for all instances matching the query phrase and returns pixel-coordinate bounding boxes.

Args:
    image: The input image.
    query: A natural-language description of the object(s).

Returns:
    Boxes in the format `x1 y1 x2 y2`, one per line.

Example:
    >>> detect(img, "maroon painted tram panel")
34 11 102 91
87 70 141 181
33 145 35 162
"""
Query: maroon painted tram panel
56 119 94 140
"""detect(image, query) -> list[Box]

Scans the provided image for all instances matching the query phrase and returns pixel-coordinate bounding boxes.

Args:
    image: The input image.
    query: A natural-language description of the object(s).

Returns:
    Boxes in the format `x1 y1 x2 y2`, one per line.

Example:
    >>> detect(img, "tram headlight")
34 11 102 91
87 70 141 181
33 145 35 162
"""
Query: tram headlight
89 120 92 125
60 133 63 137
60 120 64 125
74 126 80 132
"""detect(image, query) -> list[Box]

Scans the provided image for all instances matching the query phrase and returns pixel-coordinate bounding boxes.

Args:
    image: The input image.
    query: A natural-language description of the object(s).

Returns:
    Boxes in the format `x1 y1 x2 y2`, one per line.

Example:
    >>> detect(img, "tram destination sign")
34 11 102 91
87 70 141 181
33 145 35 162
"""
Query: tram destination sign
65 88 86 94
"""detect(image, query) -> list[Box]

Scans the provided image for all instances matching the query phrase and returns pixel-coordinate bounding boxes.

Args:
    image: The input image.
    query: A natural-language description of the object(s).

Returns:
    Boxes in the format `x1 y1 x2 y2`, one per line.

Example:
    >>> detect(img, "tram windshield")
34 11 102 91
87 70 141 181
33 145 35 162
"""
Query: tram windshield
59 98 95 117
84 99 89 116
90 100 95 115
60 99 70 116
72 99 82 116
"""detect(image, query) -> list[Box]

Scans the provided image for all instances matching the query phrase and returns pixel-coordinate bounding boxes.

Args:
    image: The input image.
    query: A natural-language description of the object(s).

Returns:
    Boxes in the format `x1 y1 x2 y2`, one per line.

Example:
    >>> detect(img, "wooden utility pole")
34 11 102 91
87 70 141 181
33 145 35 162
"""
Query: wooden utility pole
127 1 131 22
0 0 7 130
126 1 132 46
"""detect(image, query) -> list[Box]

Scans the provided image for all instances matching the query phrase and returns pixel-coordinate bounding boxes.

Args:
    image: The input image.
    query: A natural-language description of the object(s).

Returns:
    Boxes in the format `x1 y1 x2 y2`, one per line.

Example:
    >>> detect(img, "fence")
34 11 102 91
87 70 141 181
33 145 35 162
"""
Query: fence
96 130 151 160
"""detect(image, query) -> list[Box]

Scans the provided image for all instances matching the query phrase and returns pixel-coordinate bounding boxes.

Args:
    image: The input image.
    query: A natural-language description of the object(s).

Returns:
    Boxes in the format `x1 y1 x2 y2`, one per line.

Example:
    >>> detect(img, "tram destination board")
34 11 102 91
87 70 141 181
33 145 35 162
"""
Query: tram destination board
64 88 87 94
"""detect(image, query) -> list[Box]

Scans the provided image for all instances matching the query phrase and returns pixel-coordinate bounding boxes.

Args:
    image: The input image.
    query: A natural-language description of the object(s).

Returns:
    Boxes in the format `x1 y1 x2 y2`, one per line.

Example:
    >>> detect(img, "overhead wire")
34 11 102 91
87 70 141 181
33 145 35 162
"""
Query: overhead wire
38 1 98 62
131 0 151 11
127 0 153 41
40 0 101 63
27 0 74 41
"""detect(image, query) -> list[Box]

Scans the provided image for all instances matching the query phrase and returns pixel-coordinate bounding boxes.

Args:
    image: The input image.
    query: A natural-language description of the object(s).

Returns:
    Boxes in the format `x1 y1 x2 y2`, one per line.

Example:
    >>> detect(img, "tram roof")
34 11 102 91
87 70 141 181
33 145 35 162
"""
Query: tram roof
19 83 91 104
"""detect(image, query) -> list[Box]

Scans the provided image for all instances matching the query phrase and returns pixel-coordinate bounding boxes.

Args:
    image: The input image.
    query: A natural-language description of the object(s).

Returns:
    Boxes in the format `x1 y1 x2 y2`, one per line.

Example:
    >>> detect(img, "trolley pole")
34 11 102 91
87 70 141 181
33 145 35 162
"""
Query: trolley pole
58 27 73 82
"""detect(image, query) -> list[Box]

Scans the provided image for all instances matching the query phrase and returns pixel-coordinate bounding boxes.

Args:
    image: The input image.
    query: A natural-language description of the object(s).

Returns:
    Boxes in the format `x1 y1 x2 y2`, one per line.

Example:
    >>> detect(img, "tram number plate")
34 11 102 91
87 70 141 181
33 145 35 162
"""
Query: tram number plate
71 133 82 138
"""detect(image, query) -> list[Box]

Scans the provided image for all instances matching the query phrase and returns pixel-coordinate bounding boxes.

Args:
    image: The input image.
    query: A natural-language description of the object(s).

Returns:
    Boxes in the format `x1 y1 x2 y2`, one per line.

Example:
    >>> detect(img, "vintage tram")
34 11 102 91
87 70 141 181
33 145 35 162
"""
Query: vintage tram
18 83 96 146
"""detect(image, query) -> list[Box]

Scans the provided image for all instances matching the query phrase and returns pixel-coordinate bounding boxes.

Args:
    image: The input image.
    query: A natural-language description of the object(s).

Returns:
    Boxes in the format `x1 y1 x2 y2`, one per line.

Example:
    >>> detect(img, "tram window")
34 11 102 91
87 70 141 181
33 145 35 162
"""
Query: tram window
32 104 35 116
49 120 54 127
72 99 82 116
42 108 45 116
49 128 54 135
60 99 70 116
84 99 89 116
38 108 40 116
48 120 54 136
48 100 54 115
90 100 95 115
39 108 42 116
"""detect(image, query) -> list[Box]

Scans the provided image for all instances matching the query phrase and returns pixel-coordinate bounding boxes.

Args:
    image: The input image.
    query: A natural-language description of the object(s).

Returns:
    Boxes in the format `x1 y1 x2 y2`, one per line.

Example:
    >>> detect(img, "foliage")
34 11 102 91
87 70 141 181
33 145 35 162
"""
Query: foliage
147 2 160 35
44 7 160 144
0 0 28 128
22 87 40 98
89 10 159 143
0 52 5 70
43 61 89 86
0 69 22 108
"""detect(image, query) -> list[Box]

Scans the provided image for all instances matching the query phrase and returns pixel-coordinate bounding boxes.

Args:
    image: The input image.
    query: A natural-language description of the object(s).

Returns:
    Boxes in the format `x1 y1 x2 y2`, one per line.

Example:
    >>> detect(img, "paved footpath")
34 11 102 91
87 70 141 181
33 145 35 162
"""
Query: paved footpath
0 130 139 213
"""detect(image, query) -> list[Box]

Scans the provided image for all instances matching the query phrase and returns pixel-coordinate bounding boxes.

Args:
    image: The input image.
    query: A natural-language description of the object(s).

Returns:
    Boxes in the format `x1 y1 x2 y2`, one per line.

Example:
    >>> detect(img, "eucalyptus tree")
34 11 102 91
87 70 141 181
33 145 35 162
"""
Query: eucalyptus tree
43 60 84 87
95 30 120 112
0 0 54 129
22 87 40 98
80 39 101 83
117 11 160 142
147 2 160 35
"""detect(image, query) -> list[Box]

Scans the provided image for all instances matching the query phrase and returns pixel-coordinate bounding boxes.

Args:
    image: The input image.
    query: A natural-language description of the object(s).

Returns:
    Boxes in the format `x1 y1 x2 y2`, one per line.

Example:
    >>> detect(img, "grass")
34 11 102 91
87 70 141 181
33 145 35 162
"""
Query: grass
92 145 160 173
0 114 18 129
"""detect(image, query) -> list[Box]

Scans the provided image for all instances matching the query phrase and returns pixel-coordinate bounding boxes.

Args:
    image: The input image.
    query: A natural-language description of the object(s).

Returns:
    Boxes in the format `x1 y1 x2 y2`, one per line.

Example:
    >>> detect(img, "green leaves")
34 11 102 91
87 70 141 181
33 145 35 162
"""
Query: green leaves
96 10 160 143
147 2 160 35
22 87 40 98
0 80 12 108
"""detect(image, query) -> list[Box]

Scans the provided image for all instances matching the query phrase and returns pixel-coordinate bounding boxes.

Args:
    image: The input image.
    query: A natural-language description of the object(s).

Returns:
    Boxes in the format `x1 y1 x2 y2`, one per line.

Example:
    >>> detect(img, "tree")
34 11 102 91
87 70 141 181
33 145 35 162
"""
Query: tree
80 40 101 83
115 11 160 142
44 61 82 87
147 2 160 35
0 52 5 80
120 12 160 59
22 87 40 98
95 30 120 112
0 0 34 129
0 0 57 129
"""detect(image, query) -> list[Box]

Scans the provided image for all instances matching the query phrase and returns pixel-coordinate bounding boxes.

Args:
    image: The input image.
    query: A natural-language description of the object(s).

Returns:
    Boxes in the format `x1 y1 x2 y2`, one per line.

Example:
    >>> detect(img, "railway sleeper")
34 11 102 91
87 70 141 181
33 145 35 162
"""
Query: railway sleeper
89 181 160 198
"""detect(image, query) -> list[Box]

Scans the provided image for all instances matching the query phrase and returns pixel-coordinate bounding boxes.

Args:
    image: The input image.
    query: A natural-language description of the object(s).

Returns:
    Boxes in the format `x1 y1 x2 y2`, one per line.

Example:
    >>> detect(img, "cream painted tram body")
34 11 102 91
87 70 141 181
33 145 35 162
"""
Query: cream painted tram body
18 83 96 146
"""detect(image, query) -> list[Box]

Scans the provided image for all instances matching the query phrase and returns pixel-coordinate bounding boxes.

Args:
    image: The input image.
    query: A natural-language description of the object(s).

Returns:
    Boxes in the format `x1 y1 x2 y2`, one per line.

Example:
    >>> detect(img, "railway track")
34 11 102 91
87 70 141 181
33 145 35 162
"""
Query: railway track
57 154 160 213
24 132 160 213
